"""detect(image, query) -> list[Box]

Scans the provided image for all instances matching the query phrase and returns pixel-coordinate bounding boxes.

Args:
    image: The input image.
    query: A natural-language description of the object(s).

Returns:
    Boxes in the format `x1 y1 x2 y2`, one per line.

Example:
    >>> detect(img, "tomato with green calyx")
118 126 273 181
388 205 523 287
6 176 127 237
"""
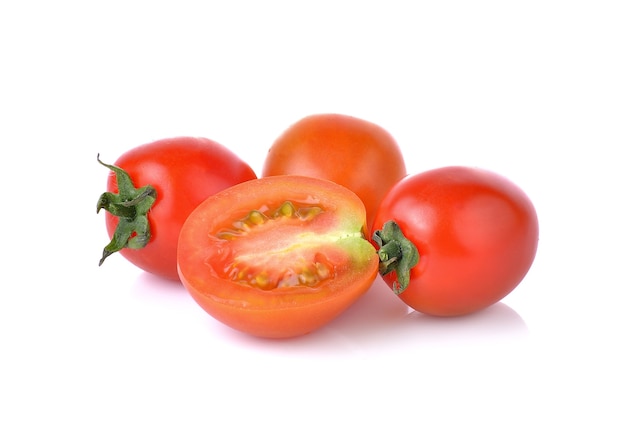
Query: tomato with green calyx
371 166 539 317
177 175 379 338
97 137 257 280
262 113 406 232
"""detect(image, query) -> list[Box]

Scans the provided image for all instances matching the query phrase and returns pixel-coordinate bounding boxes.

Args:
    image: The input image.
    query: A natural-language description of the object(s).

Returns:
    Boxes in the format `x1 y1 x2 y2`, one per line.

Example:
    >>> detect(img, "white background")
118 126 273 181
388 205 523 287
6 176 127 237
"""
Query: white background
1 1 625 431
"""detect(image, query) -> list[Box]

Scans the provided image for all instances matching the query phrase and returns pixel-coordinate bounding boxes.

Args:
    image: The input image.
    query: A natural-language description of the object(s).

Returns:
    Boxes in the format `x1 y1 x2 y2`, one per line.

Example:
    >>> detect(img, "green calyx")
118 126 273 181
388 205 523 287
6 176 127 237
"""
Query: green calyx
372 220 419 295
96 154 157 266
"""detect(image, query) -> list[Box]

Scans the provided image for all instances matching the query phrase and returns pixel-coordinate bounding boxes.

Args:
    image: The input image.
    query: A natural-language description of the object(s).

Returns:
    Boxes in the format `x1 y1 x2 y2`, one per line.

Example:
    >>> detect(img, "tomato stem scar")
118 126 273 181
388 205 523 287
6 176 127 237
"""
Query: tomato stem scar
96 154 157 266
372 220 419 295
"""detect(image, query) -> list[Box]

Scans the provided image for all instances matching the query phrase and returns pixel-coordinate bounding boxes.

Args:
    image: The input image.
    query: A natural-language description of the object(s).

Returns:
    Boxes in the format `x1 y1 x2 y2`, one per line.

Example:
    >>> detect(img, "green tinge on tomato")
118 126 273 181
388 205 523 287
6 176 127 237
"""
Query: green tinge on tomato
177 175 379 338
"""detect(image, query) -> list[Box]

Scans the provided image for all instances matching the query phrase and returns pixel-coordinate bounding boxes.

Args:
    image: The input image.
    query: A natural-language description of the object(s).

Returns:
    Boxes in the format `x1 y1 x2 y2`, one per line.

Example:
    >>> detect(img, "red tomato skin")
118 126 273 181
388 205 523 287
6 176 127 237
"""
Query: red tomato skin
372 166 539 316
104 137 257 280
262 113 406 232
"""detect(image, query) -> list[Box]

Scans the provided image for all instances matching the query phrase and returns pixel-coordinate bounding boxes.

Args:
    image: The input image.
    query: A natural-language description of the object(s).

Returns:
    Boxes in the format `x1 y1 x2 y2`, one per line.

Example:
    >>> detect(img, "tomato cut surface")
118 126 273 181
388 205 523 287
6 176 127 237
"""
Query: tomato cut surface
177 175 379 338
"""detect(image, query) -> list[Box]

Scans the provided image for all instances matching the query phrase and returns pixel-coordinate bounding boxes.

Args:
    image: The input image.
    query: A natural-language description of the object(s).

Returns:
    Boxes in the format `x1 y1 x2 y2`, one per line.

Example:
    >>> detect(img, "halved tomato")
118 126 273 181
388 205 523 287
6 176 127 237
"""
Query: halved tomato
177 175 379 338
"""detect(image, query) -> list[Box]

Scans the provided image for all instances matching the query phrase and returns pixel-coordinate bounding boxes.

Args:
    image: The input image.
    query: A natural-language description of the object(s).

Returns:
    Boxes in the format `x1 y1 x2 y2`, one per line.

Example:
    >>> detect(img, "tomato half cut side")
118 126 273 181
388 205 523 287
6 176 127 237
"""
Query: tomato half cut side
177 175 379 338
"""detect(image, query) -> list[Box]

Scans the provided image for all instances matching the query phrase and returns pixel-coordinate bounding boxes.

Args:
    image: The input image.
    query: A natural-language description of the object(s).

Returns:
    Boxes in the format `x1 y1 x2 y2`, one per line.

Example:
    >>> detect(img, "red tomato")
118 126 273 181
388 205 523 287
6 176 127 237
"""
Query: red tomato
177 175 379 338
371 166 539 316
262 113 406 232
97 137 257 280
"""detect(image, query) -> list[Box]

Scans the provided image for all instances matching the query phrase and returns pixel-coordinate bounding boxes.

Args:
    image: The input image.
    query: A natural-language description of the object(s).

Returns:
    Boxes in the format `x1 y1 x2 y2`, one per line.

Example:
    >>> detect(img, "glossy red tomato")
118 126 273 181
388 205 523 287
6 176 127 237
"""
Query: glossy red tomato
97 136 257 280
371 166 539 316
262 113 406 231
177 175 379 338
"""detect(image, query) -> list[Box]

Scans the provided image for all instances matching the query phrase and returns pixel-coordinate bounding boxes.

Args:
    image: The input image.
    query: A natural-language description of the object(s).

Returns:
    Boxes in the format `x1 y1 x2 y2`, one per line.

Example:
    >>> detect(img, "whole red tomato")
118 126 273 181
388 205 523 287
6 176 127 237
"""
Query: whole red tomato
371 166 539 316
177 175 379 338
262 113 406 231
97 136 257 280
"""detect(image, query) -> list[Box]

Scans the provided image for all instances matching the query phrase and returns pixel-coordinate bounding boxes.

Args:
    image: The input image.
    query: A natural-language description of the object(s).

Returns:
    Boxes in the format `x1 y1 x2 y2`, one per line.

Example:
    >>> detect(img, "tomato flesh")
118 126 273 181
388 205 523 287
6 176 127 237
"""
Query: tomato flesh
210 200 362 291
177 175 379 338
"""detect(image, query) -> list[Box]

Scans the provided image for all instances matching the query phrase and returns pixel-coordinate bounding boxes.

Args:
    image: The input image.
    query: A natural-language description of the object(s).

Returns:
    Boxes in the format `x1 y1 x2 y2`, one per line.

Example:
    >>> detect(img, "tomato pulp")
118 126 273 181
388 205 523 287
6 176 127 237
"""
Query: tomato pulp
177 175 379 338
372 166 539 316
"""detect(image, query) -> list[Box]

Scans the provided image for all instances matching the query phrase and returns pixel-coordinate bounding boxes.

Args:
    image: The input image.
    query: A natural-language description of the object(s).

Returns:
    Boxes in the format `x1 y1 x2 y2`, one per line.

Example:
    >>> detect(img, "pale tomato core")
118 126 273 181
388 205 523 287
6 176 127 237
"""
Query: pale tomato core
206 201 364 291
